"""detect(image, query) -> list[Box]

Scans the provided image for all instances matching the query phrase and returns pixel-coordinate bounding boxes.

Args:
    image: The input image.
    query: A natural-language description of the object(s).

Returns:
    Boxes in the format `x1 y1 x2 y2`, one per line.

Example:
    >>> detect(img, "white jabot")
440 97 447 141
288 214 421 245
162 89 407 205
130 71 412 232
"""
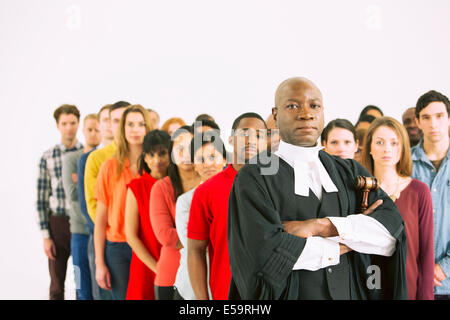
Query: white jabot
275 140 338 200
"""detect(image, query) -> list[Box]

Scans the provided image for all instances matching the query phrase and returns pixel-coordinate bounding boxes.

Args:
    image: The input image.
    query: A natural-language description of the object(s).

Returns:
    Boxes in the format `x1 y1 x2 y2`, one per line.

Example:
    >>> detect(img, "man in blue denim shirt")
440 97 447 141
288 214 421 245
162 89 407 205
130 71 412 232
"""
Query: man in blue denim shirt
411 90 450 300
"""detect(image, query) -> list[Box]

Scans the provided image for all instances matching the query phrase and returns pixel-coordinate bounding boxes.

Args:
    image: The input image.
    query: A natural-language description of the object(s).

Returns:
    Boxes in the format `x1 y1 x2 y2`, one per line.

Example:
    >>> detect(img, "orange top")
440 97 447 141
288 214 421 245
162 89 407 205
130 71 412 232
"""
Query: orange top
95 157 140 242
149 176 181 286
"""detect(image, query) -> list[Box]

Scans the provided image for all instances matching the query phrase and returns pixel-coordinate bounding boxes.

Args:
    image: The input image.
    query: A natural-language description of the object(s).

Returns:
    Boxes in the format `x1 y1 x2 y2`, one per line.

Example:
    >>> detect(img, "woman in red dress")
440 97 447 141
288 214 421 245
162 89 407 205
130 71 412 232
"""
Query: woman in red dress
125 130 171 300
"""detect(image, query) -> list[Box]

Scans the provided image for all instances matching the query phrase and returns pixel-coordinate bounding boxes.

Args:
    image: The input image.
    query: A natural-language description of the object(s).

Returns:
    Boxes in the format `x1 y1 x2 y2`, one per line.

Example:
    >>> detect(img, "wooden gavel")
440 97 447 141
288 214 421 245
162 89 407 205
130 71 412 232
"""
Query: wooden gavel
355 176 379 213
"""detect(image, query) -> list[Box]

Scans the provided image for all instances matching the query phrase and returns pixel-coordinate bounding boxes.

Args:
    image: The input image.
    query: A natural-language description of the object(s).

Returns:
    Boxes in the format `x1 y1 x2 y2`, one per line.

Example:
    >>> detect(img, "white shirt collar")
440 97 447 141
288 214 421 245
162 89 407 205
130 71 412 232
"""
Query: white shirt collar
275 140 338 199
275 140 323 165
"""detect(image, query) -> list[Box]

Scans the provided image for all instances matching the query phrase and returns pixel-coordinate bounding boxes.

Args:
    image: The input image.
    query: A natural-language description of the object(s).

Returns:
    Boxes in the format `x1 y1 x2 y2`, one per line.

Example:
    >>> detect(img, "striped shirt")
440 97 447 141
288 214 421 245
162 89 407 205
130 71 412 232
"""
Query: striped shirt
36 141 83 238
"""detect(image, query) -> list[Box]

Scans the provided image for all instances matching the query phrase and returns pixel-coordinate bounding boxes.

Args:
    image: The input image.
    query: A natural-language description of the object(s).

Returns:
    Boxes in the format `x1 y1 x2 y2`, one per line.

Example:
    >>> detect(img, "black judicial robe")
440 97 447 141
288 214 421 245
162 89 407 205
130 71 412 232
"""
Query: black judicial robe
227 151 408 300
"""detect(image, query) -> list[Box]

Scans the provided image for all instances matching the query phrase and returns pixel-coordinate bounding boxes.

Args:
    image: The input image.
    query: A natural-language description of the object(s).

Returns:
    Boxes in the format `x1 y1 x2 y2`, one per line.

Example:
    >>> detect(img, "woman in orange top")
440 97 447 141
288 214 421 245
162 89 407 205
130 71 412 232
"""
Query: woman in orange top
150 125 201 300
94 105 153 300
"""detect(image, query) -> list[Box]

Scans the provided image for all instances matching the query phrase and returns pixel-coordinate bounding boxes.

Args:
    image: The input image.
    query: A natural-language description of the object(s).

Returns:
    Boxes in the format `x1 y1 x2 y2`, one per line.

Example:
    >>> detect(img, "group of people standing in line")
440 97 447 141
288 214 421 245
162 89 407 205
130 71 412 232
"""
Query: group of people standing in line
36 77 449 300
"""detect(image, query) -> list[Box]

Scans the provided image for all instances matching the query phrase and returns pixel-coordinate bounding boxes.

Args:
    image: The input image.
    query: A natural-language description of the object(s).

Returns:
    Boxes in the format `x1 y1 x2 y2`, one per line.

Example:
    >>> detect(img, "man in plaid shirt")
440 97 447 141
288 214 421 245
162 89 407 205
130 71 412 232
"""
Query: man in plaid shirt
37 104 83 300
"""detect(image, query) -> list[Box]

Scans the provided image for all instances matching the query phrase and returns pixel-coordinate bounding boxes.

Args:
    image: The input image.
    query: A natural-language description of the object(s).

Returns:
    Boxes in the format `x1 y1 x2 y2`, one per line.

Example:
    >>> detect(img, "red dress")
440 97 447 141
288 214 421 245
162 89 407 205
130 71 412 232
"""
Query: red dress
126 173 162 300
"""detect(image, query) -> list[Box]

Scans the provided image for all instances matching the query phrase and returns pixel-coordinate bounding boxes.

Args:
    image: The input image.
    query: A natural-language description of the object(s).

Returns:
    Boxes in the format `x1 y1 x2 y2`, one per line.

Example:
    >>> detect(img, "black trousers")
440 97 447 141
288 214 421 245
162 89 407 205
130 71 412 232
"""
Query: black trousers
173 287 185 300
154 285 175 300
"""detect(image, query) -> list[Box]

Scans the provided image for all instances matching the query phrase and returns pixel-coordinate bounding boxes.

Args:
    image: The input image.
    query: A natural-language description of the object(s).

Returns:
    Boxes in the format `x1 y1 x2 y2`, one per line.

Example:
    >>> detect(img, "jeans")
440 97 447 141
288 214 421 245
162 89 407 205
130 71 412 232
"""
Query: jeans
105 240 132 300
71 233 92 300
87 234 113 300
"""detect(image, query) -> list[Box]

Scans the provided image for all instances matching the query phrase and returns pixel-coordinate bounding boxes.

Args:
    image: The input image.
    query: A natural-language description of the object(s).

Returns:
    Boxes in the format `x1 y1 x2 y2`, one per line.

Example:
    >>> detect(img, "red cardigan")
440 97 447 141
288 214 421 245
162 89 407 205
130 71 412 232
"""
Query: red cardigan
395 178 434 300
149 176 181 287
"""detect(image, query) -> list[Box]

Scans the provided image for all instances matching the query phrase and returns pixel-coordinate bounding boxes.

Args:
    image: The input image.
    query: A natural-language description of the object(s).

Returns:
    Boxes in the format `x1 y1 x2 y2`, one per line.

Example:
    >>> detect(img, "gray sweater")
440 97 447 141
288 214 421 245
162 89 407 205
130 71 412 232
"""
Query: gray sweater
62 149 88 235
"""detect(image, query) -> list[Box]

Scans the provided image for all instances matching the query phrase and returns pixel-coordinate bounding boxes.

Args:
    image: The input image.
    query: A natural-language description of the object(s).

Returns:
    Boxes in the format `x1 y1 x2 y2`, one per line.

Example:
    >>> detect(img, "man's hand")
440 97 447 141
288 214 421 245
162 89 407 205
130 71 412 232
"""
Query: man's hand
96 263 112 290
339 244 352 255
283 218 339 238
282 219 320 238
176 239 184 250
434 263 447 287
362 199 383 216
72 173 78 184
43 238 56 261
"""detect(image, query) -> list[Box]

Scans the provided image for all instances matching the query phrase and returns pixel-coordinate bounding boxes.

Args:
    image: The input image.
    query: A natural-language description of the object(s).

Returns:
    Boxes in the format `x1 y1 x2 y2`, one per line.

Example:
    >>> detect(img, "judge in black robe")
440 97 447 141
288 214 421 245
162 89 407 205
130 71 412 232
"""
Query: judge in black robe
227 77 407 300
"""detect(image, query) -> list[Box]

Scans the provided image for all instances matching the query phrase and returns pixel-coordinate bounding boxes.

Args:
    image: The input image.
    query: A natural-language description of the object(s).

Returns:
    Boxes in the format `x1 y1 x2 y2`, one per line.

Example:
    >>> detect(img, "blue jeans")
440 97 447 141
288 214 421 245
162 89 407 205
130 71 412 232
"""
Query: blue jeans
71 233 93 300
105 240 132 300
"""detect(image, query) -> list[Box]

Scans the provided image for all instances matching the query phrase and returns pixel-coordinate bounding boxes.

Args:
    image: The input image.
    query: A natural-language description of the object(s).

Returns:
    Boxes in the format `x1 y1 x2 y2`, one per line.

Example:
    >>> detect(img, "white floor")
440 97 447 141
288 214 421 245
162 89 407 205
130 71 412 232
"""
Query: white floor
0 220 78 300
63 256 77 301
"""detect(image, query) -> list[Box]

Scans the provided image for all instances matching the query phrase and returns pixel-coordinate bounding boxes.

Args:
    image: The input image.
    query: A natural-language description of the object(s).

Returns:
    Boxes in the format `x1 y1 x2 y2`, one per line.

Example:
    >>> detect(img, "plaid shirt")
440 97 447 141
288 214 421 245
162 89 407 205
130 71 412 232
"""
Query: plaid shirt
36 141 83 238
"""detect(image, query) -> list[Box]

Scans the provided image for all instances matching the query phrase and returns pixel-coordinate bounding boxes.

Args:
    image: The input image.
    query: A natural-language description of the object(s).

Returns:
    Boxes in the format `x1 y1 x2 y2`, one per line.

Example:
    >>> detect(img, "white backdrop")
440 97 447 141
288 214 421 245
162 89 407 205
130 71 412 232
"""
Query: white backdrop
0 0 449 299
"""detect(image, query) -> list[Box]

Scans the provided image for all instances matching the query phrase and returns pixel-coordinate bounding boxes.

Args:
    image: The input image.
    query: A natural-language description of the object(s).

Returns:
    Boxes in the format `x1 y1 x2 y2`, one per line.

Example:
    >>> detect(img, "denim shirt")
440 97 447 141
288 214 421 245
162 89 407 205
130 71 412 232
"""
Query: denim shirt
411 139 450 295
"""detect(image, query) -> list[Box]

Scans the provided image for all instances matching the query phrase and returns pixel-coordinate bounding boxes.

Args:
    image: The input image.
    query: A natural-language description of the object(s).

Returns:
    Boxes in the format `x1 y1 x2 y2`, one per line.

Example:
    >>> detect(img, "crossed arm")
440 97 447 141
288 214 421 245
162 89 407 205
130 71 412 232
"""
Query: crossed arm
282 199 396 270
284 217 352 255
283 200 382 238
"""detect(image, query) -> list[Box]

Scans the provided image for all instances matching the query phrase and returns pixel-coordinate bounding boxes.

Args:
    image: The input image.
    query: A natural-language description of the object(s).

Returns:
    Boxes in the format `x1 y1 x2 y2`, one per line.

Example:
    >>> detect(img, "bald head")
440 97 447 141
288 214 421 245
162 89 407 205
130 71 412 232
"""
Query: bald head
275 77 323 108
272 77 324 147
402 106 422 147
402 107 415 120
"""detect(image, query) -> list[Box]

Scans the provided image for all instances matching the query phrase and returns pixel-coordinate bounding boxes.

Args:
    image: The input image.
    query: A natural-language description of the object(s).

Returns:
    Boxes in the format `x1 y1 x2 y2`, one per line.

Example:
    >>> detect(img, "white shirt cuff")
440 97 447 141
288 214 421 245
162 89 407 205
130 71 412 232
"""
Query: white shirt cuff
292 236 340 271
41 229 51 239
327 216 357 241
326 215 396 257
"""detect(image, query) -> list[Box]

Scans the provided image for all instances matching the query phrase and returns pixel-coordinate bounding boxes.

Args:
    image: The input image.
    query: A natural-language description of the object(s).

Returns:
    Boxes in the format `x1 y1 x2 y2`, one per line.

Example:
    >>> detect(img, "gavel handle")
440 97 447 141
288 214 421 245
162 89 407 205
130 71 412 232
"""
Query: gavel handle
361 190 369 213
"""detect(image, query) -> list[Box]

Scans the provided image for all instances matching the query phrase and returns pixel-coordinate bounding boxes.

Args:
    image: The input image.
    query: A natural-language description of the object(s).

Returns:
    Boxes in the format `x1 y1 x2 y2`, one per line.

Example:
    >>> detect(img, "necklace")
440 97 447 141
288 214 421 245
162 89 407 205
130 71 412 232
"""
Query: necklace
380 175 402 202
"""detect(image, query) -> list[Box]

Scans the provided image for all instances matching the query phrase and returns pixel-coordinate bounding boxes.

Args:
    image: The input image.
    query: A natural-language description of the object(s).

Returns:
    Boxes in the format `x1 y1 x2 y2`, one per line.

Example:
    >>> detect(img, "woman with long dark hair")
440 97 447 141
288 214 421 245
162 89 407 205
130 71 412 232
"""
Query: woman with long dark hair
174 131 228 300
149 125 201 300
321 118 358 159
125 130 171 300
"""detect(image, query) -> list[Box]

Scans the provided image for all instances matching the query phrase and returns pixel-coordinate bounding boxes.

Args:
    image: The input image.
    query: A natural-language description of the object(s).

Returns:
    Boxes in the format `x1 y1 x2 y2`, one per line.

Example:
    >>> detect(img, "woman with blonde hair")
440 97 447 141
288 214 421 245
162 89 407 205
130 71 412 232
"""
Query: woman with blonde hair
361 116 434 300
94 105 153 300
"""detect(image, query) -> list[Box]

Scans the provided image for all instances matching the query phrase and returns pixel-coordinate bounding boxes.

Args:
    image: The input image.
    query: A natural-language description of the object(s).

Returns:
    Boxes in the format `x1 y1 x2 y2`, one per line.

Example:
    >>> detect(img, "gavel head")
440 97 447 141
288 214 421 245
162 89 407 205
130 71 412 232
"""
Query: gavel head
355 176 379 191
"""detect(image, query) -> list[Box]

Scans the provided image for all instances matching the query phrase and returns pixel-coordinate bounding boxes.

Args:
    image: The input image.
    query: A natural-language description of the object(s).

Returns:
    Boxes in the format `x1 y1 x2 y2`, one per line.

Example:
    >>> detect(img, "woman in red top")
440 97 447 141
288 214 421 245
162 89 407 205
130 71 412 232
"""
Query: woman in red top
125 130 171 300
150 125 201 300
361 117 435 300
